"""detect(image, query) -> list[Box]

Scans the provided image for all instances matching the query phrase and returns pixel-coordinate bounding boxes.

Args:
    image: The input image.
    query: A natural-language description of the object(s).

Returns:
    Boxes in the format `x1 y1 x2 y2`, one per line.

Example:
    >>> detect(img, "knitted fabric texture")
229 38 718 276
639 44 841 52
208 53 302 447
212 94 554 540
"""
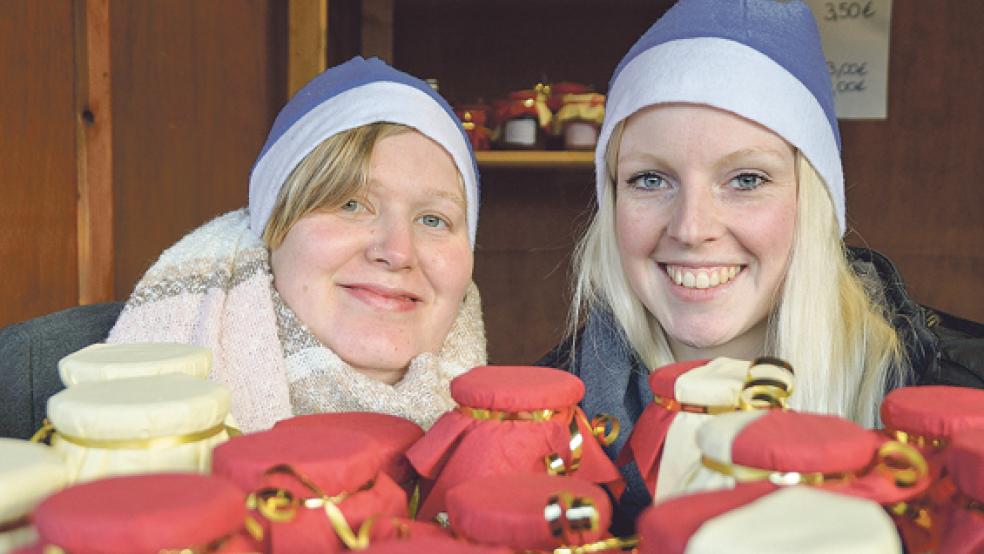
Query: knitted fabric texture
108 209 487 432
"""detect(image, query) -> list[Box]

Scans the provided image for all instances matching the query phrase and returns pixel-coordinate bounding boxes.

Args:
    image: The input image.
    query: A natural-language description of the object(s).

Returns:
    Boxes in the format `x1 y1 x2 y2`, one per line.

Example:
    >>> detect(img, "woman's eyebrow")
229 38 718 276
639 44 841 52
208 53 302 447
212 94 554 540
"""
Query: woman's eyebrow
423 188 467 211
718 147 791 168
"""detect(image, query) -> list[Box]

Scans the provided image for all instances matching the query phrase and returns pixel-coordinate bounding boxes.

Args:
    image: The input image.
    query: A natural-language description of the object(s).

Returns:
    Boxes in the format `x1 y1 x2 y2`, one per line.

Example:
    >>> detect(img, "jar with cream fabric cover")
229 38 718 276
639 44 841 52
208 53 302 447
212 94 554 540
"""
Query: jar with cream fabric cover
44 372 231 483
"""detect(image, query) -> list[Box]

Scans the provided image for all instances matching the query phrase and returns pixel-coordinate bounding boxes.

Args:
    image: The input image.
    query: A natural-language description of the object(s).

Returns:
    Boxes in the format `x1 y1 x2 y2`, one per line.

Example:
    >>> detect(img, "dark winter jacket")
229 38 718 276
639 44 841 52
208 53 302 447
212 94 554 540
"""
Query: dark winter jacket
536 247 984 534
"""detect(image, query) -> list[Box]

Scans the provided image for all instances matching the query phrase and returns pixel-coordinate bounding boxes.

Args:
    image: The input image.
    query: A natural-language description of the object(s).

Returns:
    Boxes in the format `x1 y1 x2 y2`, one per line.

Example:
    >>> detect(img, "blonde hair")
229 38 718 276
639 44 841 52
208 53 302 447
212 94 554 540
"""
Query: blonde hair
571 121 906 427
262 122 412 249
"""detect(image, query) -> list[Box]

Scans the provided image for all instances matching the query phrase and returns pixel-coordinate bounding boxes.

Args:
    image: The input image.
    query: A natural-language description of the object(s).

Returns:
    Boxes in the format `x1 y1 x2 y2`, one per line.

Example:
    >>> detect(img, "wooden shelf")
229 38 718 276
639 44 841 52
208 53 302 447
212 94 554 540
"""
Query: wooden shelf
476 150 593 169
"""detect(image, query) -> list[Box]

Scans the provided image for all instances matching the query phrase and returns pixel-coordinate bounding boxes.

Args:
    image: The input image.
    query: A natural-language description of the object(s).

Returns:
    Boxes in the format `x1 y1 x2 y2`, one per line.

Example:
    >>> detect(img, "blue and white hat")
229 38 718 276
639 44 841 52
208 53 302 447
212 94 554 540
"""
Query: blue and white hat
597 0 845 234
249 57 480 246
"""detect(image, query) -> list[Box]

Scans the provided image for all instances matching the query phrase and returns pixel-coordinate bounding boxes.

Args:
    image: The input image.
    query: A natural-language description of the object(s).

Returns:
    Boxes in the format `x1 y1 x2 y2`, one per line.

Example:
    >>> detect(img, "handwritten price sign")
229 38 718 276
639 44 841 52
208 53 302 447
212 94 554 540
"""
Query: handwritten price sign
805 0 893 119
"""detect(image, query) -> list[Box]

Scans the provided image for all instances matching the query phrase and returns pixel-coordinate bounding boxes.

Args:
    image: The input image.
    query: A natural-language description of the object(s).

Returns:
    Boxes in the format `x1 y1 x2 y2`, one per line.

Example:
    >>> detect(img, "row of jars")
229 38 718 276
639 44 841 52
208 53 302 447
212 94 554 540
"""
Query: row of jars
2 345 983 552
451 82 605 151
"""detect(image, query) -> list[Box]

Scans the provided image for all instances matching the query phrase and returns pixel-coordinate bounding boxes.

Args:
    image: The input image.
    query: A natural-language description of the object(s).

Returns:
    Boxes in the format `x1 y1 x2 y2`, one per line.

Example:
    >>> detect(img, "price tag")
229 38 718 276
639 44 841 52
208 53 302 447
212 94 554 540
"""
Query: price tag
804 0 893 119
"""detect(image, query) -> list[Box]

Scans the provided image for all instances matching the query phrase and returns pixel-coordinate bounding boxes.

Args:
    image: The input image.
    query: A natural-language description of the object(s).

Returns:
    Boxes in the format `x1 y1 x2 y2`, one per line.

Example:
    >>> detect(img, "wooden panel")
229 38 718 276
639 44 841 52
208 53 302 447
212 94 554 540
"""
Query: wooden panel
393 0 673 105
0 1 79 326
110 1 287 298
76 0 115 304
474 169 595 363
288 0 327 98
843 0 984 321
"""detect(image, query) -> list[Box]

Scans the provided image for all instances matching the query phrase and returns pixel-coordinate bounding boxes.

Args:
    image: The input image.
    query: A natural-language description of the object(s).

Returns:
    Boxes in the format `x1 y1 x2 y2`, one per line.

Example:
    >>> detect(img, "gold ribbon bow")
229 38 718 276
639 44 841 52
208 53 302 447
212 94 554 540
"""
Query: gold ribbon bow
654 356 794 415
543 493 639 554
30 419 234 449
545 414 619 476
244 464 376 550
545 492 599 546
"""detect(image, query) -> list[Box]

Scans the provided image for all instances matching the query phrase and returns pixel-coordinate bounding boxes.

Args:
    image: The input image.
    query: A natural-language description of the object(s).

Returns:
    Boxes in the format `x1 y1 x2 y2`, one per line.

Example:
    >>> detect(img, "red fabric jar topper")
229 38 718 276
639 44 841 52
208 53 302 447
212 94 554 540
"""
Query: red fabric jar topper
26 473 249 554
880 386 984 553
211 426 408 554
406 366 623 522
689 409 933 552
546 82 590 112
938 429 984 554
637 481 903 553
690 409 931 501
623 357 794 501
454 104 493 151
274 412 424 491
446 473 635 553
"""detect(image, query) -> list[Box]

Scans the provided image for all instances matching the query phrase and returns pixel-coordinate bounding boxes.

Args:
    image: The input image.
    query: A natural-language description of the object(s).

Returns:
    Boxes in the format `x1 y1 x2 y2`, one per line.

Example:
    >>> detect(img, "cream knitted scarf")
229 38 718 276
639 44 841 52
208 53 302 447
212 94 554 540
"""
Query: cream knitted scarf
108 209 487 432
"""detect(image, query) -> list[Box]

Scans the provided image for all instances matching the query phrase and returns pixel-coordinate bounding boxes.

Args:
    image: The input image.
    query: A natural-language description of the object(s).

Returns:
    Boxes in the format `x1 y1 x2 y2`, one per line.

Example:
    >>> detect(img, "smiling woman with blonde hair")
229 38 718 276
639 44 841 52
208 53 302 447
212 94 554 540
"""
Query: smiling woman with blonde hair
109 57 486 433
539 0 984 527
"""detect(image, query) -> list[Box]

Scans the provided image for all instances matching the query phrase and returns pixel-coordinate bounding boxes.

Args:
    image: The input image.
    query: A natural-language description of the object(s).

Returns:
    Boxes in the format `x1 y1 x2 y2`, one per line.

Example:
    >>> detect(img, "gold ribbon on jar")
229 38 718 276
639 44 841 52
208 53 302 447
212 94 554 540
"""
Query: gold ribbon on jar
543 493 638 554
873 440 929 489
458 406 556 422
545 414 619 476
29 419 232 449
700 455 856 486
887 428 947 450
244 464 376 550
702 440 928 489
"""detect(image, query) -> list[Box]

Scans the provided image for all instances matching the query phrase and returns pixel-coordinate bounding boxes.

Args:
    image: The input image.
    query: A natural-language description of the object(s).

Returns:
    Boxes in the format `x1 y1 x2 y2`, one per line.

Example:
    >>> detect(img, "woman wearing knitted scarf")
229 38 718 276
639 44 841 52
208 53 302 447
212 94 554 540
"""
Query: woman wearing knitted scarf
109 58 487 433
539 0 984 529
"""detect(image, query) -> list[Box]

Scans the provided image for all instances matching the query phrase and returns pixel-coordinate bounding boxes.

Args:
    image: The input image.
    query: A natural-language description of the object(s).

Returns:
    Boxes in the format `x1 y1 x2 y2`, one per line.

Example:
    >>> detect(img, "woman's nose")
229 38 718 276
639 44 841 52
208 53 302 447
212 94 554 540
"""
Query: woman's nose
366 219 416 270
665 184 723 246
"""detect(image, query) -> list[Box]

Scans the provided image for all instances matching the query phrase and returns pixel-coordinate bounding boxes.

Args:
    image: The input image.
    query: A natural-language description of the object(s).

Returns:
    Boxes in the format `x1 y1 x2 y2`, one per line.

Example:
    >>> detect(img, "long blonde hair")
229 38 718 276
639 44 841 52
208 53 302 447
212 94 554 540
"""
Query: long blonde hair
571 121 906 427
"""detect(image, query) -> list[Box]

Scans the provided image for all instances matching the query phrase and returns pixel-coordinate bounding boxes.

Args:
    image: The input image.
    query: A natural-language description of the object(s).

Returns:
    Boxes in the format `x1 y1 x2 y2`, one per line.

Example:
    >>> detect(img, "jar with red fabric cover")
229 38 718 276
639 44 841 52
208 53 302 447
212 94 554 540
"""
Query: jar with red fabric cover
879 385 984 553
211 426 409 553
686 408 932 552
937 428 984 554
445 473 637 553
274 412 424 501
405 365 623 522
496 87 551 149
621 357 794 502
454 104 493 151
20 473 251 554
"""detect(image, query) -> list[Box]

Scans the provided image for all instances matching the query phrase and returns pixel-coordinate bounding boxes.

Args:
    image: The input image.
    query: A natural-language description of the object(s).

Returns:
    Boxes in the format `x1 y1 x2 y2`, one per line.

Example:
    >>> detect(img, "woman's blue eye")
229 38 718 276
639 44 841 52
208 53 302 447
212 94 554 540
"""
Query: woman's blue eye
341 199 360 211
419 214 447 228
730 173 768 190
628 172 666 190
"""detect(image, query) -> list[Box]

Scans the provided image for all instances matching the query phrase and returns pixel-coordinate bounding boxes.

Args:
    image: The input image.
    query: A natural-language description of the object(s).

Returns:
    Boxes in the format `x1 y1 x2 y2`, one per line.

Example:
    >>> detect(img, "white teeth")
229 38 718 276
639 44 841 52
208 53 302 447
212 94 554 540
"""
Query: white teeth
665 264 742 290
